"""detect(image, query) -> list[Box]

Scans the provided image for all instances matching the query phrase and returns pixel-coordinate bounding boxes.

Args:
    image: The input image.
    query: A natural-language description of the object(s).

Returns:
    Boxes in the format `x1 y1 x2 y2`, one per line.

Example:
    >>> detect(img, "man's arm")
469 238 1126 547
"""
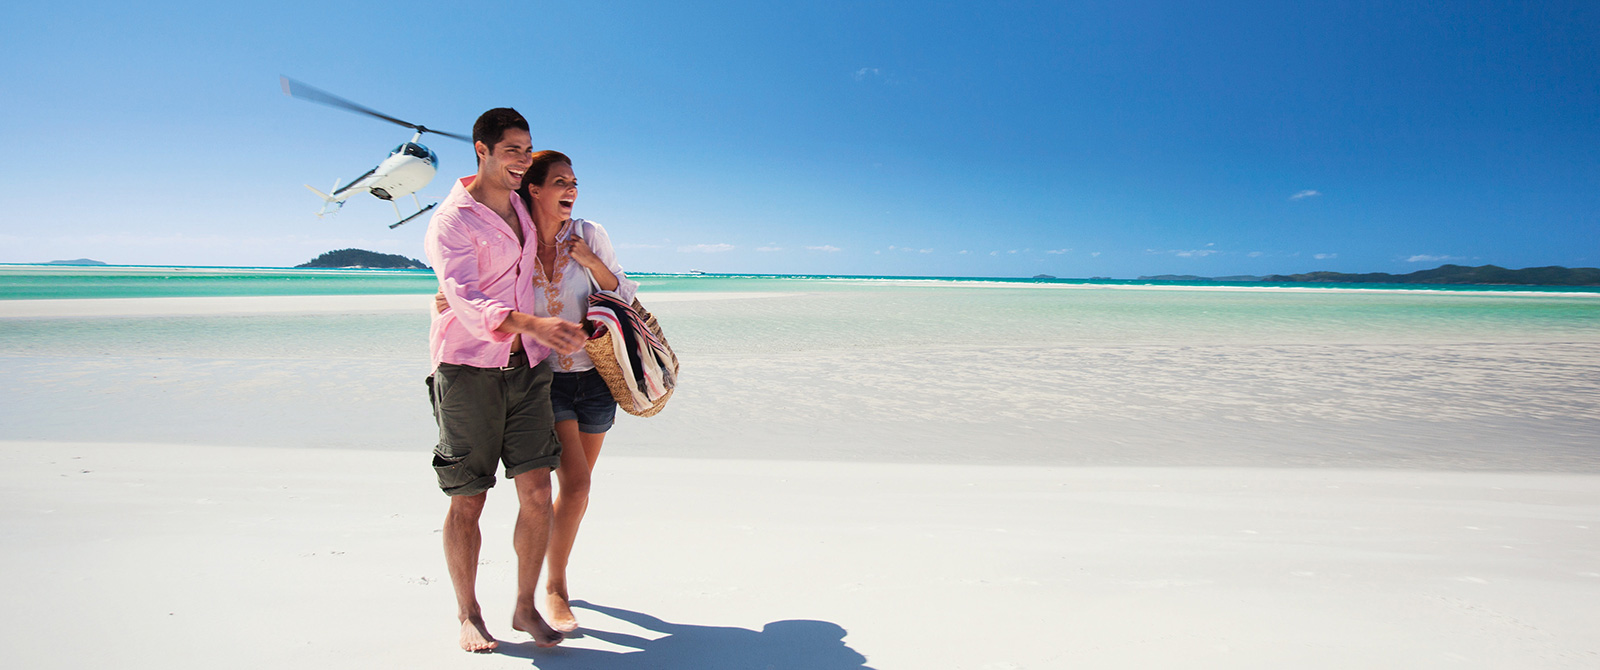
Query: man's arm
425 217 516 342
426 219 586 354
428 293 587 355
497 311 586 354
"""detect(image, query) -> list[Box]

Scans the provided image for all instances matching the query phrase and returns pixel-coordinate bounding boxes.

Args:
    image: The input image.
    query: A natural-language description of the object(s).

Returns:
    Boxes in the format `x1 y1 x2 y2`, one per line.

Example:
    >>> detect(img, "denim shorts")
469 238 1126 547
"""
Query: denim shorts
550 368 618 434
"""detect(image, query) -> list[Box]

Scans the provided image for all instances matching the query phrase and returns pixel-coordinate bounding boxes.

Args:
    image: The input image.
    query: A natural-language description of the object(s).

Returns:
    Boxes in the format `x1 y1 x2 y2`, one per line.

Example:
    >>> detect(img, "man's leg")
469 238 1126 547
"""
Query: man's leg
429 364 505 652
443 492 496 652
510 468 564 647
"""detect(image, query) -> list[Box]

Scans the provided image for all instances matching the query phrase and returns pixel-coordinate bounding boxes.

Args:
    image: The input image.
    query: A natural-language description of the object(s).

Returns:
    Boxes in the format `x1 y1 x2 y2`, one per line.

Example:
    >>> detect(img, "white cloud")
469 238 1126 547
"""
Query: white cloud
1172 249 1220 258
958 250 969 255
1313 253 1337 260
1045 248 1071 255
1290 190 1322 200
678 243 734 253
1090 251 1101 257
1247 251 1264 258
756 246 783 252
1406 254 1461 263
919 248 933 254
806 245 841 252
1008 249 1019 254
854 67 881 81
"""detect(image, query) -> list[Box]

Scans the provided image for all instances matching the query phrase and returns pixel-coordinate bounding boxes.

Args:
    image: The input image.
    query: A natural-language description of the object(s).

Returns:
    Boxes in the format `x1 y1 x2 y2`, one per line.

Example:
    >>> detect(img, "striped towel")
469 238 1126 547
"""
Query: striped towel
586 291 677 412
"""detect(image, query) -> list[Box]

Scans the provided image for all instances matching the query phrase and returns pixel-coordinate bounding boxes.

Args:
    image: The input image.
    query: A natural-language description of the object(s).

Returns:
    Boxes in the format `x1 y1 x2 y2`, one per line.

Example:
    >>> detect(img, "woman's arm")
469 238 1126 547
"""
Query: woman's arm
569 236 620 291
567 221 640 300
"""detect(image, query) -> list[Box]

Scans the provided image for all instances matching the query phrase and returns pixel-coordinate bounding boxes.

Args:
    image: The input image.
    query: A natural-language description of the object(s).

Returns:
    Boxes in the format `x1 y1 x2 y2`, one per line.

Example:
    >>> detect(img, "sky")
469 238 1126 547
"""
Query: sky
2 0 1596 277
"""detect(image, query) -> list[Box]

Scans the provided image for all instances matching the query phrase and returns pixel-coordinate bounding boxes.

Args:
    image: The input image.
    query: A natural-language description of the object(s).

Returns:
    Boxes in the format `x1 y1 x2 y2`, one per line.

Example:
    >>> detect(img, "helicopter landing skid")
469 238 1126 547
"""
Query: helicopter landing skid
389 202 437 229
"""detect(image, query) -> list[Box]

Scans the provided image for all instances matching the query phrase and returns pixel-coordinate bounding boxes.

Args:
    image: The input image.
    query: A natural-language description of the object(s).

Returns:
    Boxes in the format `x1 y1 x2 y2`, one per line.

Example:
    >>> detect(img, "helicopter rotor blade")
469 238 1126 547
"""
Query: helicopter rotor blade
280 76 469 142
414 126 472 142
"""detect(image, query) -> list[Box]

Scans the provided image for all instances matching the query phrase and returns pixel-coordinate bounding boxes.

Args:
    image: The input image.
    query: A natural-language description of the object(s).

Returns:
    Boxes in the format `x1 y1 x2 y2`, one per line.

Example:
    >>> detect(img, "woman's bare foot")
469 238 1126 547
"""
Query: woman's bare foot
459 616 498 653
546 591 580 633
512 607 565 648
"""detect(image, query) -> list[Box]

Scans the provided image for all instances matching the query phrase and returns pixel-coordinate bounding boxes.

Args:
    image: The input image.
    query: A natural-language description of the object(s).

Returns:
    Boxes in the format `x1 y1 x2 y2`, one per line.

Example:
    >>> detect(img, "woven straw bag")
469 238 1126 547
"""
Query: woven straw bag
574 221 678 417
584 297 676 417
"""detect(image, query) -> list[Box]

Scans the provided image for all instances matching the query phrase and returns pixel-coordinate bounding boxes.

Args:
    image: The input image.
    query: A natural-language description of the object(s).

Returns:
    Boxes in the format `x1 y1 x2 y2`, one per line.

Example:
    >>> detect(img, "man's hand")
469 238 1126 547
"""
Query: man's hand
503 313 586 355
529 316 587 354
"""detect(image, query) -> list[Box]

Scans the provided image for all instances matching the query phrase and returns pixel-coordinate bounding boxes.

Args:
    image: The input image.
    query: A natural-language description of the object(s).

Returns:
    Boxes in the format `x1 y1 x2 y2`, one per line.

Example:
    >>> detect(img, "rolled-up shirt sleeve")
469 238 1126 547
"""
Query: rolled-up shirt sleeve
425 214 514 342
588 222 640 304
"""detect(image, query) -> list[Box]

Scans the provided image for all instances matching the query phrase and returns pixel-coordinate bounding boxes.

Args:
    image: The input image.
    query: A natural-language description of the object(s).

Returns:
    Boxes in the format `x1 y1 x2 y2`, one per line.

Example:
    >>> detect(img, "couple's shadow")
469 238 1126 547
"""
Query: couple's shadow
497 600 874 669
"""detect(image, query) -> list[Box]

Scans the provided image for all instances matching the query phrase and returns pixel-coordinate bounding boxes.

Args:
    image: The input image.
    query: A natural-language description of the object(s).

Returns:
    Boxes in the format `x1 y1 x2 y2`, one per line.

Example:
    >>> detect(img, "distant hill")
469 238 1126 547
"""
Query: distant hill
45 258 107 265
1260 264 1600 286
296 249 427 269
1135 265 1598 286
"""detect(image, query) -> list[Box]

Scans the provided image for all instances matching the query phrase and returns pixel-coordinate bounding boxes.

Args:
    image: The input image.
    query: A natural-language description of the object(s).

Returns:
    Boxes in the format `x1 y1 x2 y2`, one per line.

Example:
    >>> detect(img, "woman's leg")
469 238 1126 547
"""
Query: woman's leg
545 419 606 632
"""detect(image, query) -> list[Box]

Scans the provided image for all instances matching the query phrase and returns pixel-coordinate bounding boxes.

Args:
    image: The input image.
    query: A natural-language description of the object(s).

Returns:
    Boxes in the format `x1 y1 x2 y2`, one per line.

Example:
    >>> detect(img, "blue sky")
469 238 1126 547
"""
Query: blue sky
2 1 1596 277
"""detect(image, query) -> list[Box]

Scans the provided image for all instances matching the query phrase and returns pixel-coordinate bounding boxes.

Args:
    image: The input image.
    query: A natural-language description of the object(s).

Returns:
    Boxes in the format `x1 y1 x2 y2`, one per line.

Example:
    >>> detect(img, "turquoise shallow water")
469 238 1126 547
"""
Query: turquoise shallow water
3 264 1598 300
2 265 1597 358
2 265 1596 468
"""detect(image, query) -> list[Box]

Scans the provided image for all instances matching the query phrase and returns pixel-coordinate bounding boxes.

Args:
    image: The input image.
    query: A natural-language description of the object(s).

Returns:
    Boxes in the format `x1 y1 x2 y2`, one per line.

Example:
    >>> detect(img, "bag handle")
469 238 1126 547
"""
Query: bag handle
569 219 602 294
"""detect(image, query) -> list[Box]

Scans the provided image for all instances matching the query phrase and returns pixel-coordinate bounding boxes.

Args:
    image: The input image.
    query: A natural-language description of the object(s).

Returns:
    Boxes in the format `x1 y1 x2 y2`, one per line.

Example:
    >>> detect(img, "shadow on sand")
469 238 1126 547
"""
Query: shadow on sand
495 600 874 669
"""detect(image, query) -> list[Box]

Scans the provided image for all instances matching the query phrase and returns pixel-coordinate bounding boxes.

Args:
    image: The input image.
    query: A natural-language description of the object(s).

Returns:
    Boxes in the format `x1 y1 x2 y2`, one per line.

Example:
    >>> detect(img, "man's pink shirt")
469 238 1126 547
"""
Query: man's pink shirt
423 175 549 371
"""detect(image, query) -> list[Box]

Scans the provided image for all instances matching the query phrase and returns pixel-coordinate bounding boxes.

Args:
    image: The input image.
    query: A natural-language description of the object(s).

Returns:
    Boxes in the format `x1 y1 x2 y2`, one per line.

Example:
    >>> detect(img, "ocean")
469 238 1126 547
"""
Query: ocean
4 264 1597 353
2 264 1597 469
3 263 1599 300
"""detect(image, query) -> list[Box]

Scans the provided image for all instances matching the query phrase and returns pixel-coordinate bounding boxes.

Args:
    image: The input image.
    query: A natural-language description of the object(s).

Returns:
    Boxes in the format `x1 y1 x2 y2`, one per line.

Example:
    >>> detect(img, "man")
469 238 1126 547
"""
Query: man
423 107 587 652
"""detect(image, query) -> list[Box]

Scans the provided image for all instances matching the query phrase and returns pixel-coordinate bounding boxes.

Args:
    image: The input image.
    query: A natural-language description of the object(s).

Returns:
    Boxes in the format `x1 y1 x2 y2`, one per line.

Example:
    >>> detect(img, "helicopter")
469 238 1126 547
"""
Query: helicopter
280 76 470 228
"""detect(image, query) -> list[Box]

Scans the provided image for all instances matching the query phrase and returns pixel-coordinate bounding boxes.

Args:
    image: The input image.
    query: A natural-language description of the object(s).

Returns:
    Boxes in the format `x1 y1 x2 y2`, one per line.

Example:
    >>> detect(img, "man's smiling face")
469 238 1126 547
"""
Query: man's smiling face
476 128 533 191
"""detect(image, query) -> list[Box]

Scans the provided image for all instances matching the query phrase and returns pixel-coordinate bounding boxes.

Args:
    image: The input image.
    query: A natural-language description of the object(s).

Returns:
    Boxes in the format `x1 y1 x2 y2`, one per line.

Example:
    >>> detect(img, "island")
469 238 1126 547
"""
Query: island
1032 274 1056 279
1138 274 1209 281
1136 264 1599 287
1260 264 1600 286
44 258 107 265
296 249 427 269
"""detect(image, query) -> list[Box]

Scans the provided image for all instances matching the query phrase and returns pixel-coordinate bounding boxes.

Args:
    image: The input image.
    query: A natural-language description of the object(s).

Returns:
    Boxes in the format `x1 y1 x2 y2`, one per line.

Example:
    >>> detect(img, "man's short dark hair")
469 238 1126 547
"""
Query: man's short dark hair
472 108 530 155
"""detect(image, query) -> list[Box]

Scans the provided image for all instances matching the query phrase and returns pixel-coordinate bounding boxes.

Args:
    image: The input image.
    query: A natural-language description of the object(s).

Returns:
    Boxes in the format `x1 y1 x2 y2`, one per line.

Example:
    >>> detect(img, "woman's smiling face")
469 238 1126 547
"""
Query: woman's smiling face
529 161 577 223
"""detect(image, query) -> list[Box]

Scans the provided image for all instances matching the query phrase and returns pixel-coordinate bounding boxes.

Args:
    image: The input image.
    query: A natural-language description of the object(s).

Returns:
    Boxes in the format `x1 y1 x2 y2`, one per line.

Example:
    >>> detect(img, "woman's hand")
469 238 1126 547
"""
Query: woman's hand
433 290 448 313
564 236 600 268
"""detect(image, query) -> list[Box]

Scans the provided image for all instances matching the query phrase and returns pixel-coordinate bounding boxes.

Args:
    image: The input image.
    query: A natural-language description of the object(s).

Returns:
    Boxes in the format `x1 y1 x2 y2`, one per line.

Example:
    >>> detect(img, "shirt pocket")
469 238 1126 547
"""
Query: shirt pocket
475 231 523 277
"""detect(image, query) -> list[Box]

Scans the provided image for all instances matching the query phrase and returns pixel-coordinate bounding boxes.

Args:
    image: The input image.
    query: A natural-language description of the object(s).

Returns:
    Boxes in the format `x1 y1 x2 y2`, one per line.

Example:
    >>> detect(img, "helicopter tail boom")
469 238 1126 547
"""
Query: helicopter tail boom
303 180 346 218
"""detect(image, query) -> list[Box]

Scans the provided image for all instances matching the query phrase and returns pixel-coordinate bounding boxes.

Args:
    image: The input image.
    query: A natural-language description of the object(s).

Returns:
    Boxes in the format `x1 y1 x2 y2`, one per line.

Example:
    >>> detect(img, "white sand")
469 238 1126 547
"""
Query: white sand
2 441 1597 669
3 291 1598 668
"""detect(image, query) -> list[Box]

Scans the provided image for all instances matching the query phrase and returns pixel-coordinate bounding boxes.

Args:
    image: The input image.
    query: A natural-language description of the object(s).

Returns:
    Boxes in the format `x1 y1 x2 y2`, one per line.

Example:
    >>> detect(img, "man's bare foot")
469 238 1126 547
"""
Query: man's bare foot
546 592 580 633
459 616 498 653
512 608 565 648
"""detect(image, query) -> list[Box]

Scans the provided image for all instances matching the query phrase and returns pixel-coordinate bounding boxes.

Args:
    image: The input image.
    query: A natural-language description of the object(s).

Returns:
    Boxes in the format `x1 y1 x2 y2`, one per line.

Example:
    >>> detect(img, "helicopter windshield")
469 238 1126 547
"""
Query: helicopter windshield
391 142 439 166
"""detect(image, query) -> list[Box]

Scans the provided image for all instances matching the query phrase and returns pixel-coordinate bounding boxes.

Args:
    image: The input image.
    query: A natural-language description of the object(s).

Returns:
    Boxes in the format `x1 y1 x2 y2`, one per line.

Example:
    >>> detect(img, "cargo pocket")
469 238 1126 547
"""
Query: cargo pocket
433 449 490 496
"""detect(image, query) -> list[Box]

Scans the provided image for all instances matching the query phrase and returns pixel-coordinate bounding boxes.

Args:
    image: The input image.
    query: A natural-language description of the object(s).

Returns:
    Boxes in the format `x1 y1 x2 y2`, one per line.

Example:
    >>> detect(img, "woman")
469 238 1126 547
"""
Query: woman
518 150 638 633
